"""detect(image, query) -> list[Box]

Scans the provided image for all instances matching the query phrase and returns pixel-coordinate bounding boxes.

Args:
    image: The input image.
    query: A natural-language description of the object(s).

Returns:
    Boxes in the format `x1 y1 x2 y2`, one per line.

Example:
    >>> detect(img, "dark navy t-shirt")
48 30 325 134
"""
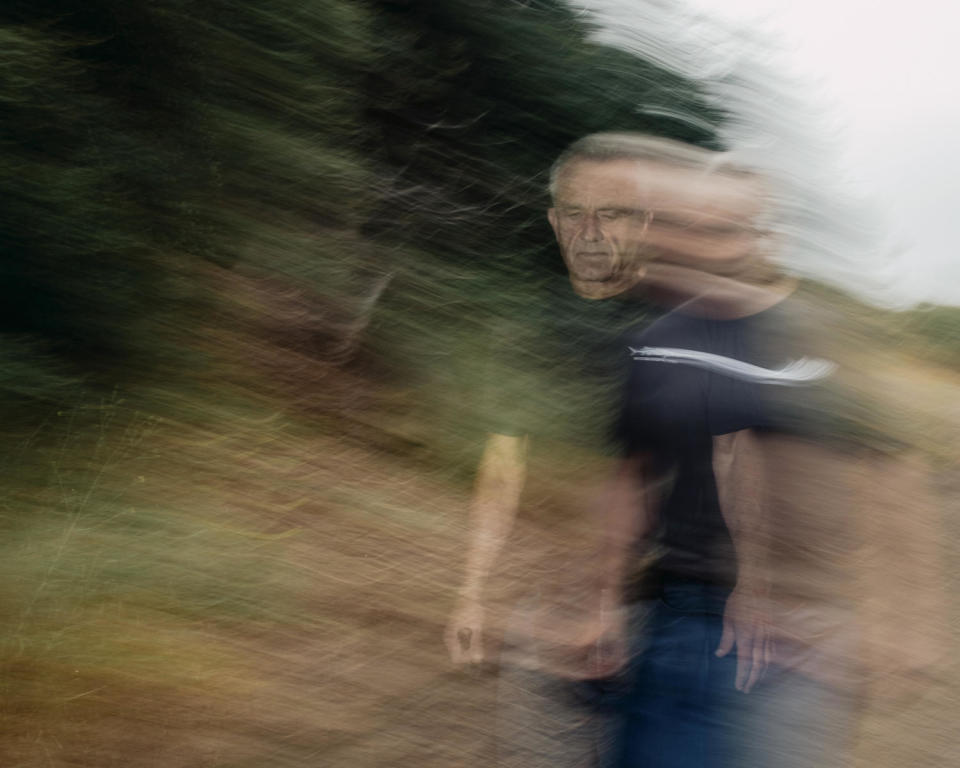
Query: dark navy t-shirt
479 283 651 537
484 285 649 453
618 303 801 588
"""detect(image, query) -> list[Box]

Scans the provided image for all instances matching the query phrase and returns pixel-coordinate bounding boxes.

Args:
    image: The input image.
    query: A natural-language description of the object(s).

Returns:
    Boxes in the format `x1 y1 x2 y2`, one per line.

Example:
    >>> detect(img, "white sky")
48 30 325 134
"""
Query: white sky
672 0 960 305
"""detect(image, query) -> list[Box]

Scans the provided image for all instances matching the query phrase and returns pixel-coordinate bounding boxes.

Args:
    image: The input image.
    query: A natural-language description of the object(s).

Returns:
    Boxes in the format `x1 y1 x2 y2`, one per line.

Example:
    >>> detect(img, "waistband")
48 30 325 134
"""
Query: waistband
625 570 732 615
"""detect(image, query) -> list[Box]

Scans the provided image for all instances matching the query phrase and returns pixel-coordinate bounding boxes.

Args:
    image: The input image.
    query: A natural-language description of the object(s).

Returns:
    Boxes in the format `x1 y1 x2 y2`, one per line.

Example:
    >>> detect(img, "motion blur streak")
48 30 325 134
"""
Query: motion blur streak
0 2 956 767
582 0 903 306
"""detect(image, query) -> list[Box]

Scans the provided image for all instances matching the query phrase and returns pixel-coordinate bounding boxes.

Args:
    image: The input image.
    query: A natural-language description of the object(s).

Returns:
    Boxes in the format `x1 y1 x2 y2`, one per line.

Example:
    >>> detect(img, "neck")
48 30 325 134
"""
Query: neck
570 269 646 301
640 262 796 319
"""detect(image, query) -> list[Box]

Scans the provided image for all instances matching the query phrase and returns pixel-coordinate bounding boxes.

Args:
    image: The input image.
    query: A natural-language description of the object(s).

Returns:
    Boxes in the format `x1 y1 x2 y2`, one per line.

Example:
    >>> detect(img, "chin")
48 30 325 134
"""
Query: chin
571 279 617 299
571 267 615 283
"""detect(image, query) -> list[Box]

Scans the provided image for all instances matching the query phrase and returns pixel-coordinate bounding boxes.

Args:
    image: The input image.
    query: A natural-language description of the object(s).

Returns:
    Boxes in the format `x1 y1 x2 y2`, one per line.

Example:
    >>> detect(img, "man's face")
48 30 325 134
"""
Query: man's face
637 163 768 276
548 158 653 299
549 157 768 298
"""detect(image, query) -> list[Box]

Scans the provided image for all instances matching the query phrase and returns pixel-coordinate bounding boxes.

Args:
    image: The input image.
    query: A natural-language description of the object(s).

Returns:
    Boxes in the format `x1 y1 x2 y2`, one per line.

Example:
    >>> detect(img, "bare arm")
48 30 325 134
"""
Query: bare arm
714 430 771 588
598 454 650 602
445 432 528 664
714 429 772 692
575 453 653 678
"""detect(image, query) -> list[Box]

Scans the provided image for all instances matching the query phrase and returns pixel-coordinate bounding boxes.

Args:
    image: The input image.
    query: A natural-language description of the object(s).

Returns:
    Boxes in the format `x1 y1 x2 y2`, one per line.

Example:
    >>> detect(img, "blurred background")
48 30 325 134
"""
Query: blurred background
1 1 957 765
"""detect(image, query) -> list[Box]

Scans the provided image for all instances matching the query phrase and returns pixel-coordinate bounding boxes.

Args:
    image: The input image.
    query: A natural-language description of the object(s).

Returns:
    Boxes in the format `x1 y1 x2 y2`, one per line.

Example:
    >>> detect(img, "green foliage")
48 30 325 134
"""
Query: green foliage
0 0 725 479
360 0 718 270
1 0 717 388
1 0 377 390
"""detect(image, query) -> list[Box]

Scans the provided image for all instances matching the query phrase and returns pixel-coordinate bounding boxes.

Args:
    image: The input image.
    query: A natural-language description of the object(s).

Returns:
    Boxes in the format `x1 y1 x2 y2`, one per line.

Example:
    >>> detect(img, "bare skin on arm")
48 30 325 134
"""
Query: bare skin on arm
578 453 651 678
445 433 528 665
713 429 773 693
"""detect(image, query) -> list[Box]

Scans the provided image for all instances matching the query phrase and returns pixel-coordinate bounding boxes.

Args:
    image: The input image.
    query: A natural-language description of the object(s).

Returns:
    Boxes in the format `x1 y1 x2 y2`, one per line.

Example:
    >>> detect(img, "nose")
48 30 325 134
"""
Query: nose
581 212 604 242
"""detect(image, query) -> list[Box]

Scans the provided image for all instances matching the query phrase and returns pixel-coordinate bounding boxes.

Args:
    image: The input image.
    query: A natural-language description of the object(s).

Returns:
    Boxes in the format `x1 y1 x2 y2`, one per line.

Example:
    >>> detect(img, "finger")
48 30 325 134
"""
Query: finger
735 630 754 692
445 626 475 665
748 633 772 693
743 636 766 693
735 652 748 692
715 619 735 658
469 632 484 664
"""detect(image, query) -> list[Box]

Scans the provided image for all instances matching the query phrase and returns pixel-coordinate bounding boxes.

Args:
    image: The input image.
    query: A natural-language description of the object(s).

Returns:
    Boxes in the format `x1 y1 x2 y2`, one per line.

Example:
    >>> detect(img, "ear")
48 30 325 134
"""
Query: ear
547 207 559 239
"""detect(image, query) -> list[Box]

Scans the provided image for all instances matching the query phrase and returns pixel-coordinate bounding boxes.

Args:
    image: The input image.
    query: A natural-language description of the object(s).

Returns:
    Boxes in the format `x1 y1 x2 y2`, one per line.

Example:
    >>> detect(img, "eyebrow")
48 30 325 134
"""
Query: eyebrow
557 205 645 215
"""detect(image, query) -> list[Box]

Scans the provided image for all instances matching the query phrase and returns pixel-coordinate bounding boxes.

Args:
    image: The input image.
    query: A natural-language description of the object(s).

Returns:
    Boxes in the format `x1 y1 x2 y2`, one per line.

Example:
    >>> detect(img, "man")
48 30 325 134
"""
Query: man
444 135 664 768
446 133 782 767
568 136 948 768
445 135 668 670
445 134 767 662
448 133 948 768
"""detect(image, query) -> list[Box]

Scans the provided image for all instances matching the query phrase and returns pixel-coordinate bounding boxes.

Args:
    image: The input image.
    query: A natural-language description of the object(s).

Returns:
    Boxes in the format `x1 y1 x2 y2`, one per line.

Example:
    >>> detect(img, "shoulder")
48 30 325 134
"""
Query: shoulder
626 308 702 348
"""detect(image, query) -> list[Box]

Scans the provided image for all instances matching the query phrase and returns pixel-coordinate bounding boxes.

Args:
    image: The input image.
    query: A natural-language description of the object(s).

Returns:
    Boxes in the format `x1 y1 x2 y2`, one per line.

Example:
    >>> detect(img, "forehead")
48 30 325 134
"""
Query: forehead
554 158 766 222
553 158 648 206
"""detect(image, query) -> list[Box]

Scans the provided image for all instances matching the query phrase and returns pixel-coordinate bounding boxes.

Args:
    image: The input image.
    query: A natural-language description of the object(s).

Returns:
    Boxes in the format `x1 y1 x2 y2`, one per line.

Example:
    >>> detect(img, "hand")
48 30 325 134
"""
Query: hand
716 586 771 693
574 596 629 679
445 597 485 665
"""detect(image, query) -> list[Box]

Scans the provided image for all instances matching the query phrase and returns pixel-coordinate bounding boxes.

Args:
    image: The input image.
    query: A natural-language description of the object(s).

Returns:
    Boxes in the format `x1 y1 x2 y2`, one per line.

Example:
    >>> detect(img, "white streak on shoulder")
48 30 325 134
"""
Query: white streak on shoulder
628 346 836 385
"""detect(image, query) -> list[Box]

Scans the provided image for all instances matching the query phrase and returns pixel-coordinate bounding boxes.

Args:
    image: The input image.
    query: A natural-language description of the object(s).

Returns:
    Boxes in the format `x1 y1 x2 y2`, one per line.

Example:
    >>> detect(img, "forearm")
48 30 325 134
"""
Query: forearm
729 508 771 592
457 433 528 602
715 430 771 592
598 454 649 601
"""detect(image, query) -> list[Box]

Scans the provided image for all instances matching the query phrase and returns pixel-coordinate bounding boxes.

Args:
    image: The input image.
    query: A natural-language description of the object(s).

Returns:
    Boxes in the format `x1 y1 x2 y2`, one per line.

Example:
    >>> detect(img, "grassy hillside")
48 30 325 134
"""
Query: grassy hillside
0 2 956 766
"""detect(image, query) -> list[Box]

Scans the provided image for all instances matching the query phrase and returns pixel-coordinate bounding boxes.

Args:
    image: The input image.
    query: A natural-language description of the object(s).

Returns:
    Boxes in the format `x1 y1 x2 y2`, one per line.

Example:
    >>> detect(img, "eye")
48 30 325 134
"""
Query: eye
598 210 622 221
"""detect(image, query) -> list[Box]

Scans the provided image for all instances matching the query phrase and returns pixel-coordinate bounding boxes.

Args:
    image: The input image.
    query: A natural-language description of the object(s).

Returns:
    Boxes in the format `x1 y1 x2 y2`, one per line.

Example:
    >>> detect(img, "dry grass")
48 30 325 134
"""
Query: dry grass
1 304 957 767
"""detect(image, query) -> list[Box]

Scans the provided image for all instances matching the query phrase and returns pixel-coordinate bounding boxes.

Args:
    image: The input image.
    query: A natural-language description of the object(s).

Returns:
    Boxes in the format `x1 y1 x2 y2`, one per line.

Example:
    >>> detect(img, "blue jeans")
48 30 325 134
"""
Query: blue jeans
609 581 740 768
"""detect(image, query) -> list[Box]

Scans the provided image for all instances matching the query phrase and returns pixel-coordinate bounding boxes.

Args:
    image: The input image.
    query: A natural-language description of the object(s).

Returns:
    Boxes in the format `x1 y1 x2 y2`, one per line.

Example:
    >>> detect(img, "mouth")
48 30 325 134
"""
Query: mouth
574 252 612 263
569 252 616 281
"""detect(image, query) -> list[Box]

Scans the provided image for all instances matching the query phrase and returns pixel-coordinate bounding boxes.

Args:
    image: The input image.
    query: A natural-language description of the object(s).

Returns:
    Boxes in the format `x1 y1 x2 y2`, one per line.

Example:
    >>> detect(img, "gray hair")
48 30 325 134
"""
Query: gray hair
548 132 750 201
